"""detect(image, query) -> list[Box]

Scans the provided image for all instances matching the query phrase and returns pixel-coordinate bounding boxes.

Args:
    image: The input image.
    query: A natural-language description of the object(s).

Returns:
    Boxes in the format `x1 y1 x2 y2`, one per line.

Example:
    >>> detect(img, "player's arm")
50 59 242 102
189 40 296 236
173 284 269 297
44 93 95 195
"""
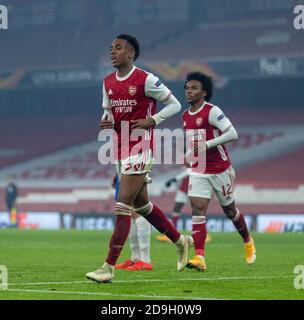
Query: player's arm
146 74 181 126
131 74 181 129
100 82 114 129
205 106 238 150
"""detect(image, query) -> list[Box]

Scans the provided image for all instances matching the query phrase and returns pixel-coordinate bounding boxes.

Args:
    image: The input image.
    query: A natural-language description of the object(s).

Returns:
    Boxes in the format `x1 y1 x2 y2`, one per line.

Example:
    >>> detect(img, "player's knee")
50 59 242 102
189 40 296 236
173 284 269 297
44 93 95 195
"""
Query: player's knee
117 189 135 207
114 202 133 216
192 203 207 216
117 194 133 206
134 201 153 216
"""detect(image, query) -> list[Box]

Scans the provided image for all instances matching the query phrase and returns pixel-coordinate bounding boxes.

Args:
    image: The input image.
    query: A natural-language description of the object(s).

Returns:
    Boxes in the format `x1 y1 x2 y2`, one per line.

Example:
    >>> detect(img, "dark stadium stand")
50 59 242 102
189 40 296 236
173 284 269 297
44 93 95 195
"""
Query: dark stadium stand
0 115 96 168
144 20 304 61
0 23 185 70
1 4 302 70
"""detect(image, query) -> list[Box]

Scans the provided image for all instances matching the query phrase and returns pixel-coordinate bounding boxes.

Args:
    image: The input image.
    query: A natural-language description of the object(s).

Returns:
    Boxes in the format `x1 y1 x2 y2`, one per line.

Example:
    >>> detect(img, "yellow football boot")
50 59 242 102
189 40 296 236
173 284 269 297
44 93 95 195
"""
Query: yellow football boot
156 234 171 242
186 255 206 272
244 237 256 264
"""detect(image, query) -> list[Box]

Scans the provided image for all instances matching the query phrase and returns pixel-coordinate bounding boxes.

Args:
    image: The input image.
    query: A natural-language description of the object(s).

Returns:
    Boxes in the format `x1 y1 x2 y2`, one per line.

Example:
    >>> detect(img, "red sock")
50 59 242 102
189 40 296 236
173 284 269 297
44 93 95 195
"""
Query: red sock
171 214 179 229
192 216 206 256
106 215 131 265
232 210 250 243
144 204 180 243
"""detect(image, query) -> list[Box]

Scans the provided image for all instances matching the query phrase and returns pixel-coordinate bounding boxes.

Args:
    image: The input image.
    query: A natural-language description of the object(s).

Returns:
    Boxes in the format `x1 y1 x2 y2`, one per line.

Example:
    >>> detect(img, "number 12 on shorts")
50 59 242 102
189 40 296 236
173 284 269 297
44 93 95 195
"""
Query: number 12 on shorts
222 183 232 196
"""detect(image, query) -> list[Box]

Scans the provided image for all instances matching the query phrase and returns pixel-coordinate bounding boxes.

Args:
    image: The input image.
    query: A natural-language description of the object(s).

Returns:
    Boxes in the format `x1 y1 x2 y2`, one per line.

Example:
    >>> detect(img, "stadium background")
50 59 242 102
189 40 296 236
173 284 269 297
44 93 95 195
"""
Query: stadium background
0 0 304 234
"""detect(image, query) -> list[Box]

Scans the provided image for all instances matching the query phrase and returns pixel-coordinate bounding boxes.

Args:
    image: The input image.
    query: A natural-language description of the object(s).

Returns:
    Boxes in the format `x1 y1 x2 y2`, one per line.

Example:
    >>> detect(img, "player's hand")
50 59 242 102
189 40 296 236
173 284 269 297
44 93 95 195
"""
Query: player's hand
131 118 155 130
100 110 114 130
165 178 177 188
100 119 114 130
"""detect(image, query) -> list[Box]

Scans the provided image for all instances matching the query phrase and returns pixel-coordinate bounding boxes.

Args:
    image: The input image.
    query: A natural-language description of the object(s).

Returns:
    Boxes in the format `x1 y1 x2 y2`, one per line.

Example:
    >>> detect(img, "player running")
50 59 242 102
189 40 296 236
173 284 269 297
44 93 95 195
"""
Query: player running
183 72 256 272
86 34 193 283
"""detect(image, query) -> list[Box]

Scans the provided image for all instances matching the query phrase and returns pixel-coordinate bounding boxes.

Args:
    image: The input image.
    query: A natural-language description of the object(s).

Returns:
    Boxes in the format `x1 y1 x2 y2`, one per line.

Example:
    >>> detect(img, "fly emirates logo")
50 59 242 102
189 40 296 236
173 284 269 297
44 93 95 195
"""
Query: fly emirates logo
110 98 137 113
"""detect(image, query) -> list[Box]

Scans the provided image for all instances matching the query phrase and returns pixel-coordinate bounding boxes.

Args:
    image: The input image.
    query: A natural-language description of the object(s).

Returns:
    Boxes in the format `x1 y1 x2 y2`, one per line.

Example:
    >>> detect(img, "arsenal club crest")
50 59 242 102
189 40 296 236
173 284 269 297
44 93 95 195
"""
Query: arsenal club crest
128 85 137 96
196 117 203 126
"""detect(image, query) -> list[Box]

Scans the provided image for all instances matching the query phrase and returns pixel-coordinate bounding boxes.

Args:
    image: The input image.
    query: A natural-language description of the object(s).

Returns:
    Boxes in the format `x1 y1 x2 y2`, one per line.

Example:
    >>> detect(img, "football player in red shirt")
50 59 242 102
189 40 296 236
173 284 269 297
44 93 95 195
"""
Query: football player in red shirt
183 72 256 271
86 34 193 283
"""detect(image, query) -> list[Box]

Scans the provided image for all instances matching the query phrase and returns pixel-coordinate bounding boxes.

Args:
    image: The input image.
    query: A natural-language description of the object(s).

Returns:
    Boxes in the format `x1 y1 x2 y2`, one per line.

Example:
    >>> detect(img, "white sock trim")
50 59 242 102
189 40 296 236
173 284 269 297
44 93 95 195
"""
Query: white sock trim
134 201 153 216
232 209 241 222
192 216 206 224
114 202 133 216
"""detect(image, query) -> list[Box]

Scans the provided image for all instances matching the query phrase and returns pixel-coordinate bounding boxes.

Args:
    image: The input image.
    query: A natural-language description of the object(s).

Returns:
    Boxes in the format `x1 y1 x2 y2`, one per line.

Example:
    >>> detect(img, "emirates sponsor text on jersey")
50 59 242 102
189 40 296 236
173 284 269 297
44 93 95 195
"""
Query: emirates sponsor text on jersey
110 98 137 107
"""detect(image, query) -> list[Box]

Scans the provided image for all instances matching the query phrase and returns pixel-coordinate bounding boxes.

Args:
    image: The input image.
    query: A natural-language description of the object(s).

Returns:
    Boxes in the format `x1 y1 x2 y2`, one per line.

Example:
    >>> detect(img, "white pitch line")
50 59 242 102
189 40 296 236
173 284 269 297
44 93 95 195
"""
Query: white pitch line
8 275 294 286
9 281 87 286
4 288 219 300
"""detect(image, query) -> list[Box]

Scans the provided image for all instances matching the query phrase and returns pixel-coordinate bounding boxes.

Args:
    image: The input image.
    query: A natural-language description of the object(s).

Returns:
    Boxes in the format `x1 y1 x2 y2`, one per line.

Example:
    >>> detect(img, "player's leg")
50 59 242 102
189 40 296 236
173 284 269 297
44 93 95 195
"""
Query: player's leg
172 200 186 228
222 201 256 264
115 213 139 269
86 174 145 282
125 211 153 271
172 176 189 228
214 167 256 264
157 176 188 242
187 197 208 271
106 174 145 265
186 175 212 271
114 173 137 270
129 213 140 263
134 184 193 271
156 201 184 242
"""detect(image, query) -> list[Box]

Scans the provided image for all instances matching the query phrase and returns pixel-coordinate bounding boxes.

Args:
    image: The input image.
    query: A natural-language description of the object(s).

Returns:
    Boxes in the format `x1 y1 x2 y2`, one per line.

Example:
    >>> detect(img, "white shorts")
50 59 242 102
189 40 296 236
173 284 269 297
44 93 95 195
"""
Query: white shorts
116 150 154 183
188 166 236 206
174 190 188 204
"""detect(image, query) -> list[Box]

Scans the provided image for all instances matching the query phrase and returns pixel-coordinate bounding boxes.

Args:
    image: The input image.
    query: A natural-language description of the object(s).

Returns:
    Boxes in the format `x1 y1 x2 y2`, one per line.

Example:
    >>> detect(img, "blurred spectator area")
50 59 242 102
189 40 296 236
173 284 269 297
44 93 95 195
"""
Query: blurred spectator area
144 20 304 61
1 0 302 70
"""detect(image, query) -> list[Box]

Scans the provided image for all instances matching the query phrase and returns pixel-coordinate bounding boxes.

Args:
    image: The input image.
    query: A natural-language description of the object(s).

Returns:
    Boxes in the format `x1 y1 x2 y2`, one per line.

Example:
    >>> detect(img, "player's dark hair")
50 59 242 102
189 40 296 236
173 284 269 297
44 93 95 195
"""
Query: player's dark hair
116 34 140 61
185 72 213 101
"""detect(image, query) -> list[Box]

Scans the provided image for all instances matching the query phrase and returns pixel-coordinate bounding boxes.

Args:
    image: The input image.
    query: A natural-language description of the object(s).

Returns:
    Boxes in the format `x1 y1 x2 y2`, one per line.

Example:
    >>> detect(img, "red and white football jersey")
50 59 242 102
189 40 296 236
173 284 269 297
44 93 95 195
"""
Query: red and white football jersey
183 101 232 174
102 66 171 160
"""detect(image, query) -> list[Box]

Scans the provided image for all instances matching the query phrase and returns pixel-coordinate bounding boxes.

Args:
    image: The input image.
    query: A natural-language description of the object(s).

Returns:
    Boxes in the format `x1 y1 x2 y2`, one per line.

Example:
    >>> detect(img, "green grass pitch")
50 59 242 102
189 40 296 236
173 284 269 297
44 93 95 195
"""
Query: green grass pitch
0 229 304 300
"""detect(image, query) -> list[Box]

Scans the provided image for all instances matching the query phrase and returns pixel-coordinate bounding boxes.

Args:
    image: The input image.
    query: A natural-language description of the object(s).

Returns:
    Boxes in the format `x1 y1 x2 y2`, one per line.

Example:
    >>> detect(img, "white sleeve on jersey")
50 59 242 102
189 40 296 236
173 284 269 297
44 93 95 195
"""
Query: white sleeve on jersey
101 82 114 122
208 106 232 132
102 82 111 110
206 106 238 149
145 73 181 125
145 73 172 102
205 126 238 149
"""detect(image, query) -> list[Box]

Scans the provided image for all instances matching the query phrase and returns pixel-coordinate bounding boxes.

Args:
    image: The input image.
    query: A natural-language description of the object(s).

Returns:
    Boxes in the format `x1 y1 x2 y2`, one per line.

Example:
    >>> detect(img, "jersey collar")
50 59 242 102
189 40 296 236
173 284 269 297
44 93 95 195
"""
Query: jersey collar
188 101 206 115
116 65 136 81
